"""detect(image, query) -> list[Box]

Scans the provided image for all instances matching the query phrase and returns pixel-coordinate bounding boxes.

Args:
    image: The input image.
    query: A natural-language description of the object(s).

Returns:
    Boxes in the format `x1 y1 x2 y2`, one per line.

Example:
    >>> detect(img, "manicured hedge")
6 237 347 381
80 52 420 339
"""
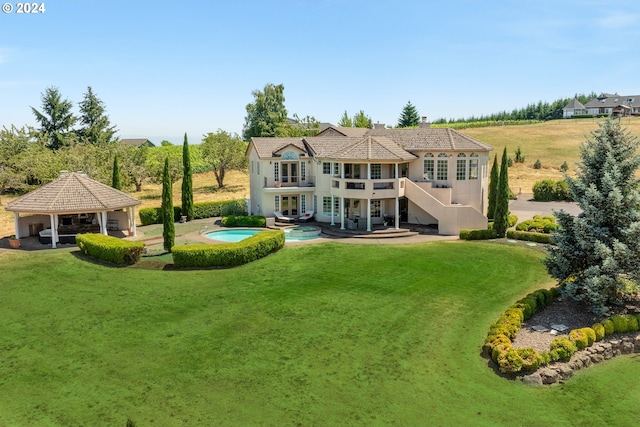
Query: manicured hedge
506 229 554 244
515 215 558 234
533 179 572 201
221 215 266 227
171 230 284 268
76 233 145 266
139 199 247 225
459 228 497 240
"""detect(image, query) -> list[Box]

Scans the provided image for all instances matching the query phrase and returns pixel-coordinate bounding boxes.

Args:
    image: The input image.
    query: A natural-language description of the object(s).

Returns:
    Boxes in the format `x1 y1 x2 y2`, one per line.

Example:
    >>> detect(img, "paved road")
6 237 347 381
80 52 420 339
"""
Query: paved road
509 193 581 222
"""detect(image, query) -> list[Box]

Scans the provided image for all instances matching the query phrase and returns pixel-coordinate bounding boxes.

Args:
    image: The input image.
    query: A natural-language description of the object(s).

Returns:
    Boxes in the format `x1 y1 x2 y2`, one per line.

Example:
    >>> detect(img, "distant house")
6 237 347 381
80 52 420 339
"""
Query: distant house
120 138 155 148
565 93 640 118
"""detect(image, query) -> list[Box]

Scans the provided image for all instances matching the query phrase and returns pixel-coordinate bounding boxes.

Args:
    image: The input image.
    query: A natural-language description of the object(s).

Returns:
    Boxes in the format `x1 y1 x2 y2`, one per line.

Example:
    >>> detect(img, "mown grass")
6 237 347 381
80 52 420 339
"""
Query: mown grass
1 242 639 426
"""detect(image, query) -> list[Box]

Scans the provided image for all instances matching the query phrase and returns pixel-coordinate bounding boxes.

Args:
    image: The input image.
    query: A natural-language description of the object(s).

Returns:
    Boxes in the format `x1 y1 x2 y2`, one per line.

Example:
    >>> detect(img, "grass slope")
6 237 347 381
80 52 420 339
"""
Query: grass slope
1 242 639 426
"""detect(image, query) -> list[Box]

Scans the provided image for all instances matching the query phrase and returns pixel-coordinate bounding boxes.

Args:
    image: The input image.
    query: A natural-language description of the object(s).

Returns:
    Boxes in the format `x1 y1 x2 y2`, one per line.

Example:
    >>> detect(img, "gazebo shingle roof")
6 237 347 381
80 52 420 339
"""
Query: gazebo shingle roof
5 172 141 214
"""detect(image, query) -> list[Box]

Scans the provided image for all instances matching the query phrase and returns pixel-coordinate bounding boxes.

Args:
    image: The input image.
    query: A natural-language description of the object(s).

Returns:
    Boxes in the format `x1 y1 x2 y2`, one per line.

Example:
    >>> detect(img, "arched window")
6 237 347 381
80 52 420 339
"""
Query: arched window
469 153 479 180
423 153 434 180
437 153 448 180
456 153 467 180
281 150 299 160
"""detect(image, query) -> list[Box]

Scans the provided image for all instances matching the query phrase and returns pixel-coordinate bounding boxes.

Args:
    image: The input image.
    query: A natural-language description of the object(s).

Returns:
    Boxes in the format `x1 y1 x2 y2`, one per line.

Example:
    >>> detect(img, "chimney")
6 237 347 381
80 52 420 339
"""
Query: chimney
419 116 430 128
374 123 385 129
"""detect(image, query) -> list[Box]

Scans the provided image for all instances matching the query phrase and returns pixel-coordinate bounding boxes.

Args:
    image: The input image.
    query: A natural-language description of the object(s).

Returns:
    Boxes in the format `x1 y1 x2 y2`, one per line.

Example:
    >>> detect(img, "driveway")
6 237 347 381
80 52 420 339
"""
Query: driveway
509 194 581 222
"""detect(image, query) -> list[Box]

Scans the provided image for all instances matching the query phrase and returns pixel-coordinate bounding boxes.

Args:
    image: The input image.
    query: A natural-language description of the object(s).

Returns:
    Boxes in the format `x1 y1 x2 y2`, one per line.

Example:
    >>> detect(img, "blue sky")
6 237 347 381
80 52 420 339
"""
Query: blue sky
1 0 639 144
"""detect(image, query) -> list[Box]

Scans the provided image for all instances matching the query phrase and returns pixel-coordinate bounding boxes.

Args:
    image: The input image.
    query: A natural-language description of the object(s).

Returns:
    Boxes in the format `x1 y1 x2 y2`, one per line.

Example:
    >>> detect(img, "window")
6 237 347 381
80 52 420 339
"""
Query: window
370 200 381 218
274 195 280 212
333 162 340 177
469 153 479 180
323 196 339 216
456 153 466 180
423 153 434 180
257 162 260 175
274 162 280 182
301 194 306 213
251 161 254 174
437 153 448 180
323 162 331 174
371 164 381 179
401 163 409 178
301 161 306 181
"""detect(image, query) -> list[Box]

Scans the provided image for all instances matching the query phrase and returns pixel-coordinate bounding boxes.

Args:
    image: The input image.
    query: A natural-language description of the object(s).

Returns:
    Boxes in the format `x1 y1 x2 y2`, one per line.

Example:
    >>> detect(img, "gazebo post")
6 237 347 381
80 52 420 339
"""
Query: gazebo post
50 214 57 249
13 212 20 239
101 212 108 235
131 206 137 237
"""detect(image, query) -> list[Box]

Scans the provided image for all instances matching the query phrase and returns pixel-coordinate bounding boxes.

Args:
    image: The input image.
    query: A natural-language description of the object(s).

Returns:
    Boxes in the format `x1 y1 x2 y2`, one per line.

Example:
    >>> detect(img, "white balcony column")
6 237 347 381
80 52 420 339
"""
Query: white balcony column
13 212 20 239
395 197 400 230
366 198 372 232
368 163 371 180
340 162 344 179
340 197 345 230
395 163 399 179
330 195 335 225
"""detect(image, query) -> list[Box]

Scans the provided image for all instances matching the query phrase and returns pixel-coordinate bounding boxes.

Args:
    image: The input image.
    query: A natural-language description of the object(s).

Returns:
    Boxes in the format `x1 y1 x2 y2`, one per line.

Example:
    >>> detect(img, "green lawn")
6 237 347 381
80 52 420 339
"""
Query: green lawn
1 242 639 426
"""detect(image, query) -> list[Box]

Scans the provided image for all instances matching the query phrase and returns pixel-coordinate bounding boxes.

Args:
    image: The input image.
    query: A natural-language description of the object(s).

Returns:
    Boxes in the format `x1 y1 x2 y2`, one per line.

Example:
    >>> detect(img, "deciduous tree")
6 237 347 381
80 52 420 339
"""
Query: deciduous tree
242 83 288 140
31 86 77 150
353 110 373 128
337 111 353 127
201 129 247 188
181 133 194 221
545 119 640 314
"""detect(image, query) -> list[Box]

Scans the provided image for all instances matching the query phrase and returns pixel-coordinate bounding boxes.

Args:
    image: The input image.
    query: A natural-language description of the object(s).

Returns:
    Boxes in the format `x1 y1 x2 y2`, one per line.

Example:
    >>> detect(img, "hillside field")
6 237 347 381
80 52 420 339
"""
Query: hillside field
3 117 640 238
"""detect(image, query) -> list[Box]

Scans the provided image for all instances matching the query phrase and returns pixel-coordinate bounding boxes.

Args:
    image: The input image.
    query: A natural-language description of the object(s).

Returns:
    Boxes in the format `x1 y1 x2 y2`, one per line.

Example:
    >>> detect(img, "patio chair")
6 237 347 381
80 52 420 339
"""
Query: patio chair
274 211 296 223
298 211 314 222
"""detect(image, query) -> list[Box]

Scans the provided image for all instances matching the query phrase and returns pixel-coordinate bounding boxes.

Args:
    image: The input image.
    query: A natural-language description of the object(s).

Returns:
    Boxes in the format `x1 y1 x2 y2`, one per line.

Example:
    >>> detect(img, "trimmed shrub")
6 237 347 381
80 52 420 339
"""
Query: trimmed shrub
515 215 557 234
569 329 589 350
172 230 284 268
139 199 247 226
582 327 596 346
508 215 518 227
506 229 553 244
602 319 615 336
76 233 145 266
498 347 524 374
592 323 605 341
610 314 629 333
221 215 266 227
459 228 497 240
549 337 577 361
517 347 543 371
630 315 640 332
532 179 556 201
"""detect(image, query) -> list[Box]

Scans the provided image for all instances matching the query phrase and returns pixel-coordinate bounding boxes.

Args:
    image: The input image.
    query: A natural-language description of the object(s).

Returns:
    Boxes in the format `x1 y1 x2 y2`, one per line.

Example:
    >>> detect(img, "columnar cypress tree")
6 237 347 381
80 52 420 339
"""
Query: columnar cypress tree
111 155 121 190
162 157 175 252
181 133 194 221
493 147 510 237
487 154 499 219
545 118 640 314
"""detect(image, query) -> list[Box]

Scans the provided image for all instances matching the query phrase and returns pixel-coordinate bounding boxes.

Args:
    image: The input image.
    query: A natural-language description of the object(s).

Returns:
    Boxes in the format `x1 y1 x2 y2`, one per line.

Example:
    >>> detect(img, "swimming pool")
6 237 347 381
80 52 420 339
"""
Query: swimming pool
204 227 322 243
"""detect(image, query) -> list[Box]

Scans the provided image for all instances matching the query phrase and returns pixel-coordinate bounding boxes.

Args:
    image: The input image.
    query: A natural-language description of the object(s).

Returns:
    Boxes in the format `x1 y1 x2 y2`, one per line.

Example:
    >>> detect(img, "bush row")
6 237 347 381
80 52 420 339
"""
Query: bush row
515 215 558 233
506 230 554 244
484 288 559 374
76 233 145 265
485 288 640 375
139 199 246 225
221 215 266 227
171 230 284 268
459 228 497 240
532 179 571 201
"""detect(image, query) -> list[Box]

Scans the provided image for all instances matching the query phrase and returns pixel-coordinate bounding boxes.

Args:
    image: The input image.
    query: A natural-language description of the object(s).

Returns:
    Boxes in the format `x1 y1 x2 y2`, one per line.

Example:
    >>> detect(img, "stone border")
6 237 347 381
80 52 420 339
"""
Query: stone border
521 333 640 385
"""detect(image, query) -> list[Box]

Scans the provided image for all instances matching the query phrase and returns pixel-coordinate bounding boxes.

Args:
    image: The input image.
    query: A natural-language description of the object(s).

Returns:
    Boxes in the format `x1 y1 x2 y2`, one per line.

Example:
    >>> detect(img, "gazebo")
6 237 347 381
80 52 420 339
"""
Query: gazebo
5 171 141 248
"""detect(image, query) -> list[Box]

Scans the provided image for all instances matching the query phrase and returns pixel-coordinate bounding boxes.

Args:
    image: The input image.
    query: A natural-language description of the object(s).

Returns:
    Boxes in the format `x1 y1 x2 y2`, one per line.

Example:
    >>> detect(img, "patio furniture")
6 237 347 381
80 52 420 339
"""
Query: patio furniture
274 211 296 223
298 211 314 222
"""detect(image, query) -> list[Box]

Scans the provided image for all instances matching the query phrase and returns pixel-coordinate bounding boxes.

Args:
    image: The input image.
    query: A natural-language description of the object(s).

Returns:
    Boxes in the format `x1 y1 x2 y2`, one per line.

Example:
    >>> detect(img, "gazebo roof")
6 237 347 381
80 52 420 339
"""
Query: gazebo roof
5 172 141 214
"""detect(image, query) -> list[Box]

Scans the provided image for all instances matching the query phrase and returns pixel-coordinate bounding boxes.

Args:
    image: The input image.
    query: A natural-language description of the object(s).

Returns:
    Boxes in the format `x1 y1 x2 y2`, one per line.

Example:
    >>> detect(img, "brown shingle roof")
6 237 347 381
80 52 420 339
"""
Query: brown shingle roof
306 136 416 161
248 137 308 158
366 128 493 152
5 172 141 214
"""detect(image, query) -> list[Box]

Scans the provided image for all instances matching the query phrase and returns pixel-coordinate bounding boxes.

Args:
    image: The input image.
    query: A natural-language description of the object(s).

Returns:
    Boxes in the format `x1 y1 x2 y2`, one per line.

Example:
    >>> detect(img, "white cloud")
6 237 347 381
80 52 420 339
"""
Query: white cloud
598 12 638 29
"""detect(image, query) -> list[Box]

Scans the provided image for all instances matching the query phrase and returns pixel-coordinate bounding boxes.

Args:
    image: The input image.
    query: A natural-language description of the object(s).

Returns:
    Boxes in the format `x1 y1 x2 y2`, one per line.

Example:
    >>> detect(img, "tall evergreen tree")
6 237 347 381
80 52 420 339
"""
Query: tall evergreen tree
545 119 640 314
31 86 77 150
487 154 499 219
111 155 121 190
181 133 194 221
78 86 118 145
397 101 420 128
493 148 510 237
162 157 175 252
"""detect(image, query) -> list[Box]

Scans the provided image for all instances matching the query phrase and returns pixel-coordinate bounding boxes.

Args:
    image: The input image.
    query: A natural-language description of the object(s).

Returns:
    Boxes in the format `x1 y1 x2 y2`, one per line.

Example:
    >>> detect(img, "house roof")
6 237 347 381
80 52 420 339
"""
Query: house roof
120 138 155 147
563 99 586 110
248 126 492 162
584 94 640 109
5 172 141 214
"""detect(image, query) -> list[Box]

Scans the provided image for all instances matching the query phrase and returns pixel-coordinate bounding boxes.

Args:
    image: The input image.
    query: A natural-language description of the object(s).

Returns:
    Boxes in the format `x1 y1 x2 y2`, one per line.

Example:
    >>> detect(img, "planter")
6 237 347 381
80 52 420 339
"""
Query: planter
275 182 282 188
9 238 20 249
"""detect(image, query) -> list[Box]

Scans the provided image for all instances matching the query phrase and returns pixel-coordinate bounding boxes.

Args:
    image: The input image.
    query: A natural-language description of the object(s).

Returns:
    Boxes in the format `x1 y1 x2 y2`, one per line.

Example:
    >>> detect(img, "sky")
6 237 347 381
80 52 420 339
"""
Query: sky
1 0 639 145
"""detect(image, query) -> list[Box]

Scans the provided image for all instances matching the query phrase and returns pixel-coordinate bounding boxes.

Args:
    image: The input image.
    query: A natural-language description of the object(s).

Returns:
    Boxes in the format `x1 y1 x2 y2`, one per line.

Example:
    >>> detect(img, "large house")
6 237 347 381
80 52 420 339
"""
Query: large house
246 120 493 235
563 93 640 118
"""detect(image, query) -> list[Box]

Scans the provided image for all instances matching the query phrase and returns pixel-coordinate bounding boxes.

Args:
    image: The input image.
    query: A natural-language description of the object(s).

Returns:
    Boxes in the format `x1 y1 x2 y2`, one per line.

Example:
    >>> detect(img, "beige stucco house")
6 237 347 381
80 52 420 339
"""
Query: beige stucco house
5 171 141 248
246 121 493 235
